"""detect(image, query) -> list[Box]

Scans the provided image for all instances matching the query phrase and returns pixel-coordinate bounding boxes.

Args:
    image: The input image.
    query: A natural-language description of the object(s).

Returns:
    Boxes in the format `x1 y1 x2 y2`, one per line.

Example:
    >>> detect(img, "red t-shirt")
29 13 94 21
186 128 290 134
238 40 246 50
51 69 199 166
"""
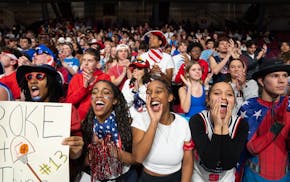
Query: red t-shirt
0 71 21 99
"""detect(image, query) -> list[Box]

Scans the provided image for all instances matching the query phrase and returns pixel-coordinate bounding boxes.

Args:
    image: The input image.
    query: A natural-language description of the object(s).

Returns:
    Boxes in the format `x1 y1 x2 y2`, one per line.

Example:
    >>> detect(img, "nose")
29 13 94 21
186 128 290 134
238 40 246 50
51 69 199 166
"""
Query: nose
29 76 38 83
221 93 227 100
278 75 287 83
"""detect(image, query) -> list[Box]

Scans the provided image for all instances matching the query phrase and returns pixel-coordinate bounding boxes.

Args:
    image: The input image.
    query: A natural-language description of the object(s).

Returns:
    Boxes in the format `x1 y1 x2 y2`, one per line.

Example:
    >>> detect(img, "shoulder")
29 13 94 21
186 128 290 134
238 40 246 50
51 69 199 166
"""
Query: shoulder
162 52 172 59
189 112 205 127
131 110 150 131
96 70 111 81
173 113 188 125
240 97 258 109
245 79 258 87
178 86 186 92
70 72 82 81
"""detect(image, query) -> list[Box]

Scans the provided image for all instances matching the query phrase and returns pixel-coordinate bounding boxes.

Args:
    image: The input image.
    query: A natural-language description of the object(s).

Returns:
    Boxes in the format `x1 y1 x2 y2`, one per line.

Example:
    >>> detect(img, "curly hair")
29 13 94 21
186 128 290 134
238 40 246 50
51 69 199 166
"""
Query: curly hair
81 80 132 155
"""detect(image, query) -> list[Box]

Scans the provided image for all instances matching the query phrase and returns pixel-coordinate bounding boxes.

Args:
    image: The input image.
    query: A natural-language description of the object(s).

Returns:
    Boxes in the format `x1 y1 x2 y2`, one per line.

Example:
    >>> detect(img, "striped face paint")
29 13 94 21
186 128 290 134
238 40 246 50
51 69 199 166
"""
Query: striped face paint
103 95 111 100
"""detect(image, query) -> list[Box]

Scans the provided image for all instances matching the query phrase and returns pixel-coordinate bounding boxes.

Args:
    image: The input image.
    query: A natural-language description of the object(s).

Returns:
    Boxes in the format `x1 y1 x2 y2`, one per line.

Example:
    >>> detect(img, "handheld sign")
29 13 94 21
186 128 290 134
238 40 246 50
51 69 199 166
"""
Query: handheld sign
0 101 71 182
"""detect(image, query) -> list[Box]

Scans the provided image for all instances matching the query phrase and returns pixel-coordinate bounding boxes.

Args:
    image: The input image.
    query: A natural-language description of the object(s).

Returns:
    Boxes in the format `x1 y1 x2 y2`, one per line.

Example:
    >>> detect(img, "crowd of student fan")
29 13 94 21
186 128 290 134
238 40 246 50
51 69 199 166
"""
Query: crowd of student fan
0 24 290 182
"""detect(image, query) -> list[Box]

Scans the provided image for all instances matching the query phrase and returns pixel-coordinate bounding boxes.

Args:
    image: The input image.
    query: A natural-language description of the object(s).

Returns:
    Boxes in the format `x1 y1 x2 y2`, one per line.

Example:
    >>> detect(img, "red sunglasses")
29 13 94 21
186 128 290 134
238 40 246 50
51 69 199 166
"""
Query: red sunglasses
25 72 46 81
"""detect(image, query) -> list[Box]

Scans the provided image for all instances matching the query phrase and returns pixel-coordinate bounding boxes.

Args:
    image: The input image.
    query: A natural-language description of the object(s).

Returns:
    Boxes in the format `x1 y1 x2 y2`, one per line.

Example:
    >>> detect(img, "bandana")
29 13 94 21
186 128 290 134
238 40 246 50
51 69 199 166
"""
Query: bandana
93 112 119 144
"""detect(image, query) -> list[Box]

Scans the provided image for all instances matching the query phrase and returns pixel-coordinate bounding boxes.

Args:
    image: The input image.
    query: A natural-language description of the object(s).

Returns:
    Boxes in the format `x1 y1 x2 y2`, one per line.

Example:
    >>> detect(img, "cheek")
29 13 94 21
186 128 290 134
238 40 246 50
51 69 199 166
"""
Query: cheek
227 97 236 106
103 95 111 100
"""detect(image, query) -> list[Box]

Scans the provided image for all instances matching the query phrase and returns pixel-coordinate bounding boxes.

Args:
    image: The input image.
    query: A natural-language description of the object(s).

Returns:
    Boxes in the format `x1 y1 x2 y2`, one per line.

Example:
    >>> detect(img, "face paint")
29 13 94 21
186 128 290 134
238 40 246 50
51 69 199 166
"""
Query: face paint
103 95 111 100
32 96 42 102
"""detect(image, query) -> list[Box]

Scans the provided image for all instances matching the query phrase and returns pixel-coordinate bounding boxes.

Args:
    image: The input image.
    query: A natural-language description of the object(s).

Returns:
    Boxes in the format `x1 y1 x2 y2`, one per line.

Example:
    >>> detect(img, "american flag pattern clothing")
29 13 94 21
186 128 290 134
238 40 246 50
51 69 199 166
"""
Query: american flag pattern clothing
93 112 119 145
133 91 146 112
238 96 290 181
89 112 123 181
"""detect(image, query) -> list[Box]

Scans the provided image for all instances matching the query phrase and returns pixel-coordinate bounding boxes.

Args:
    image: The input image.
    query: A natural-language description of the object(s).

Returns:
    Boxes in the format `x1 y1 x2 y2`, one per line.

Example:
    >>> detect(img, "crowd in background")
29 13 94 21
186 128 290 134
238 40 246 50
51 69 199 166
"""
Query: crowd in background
0 18 290 182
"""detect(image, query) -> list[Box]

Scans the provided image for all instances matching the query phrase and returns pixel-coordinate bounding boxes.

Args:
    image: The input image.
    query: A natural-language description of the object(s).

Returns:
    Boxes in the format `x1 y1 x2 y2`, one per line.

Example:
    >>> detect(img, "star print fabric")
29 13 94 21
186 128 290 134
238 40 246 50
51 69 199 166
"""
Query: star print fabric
89 113 123 181
93 113 119 144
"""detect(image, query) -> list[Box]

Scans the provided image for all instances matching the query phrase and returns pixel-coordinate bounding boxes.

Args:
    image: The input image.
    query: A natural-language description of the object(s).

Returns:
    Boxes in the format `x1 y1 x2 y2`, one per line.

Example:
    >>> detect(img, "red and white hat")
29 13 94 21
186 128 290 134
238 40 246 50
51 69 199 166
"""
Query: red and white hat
129 57 150 68
143 30 167 48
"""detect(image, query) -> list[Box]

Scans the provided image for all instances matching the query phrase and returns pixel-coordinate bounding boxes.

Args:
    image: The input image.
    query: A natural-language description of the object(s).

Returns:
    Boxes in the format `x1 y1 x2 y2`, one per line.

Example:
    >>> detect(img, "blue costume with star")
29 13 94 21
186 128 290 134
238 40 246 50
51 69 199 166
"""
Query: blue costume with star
238 96 290 181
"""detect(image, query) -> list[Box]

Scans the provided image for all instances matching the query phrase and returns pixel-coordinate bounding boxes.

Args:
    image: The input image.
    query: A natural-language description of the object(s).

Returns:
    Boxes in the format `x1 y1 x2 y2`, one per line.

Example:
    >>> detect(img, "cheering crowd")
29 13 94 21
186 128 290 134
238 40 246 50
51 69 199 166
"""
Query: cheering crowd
0 19 290 182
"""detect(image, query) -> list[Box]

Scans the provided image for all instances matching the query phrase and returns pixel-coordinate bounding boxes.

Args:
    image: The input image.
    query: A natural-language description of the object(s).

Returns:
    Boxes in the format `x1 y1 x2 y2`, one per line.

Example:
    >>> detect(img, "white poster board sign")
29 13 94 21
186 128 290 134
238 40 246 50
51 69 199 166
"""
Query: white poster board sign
0 101 72 182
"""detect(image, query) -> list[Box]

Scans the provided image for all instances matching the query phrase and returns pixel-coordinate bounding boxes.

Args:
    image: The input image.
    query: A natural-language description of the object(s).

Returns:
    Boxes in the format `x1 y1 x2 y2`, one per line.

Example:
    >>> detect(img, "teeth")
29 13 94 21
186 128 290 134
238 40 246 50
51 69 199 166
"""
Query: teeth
221 103 227 107
151 101 160 106
95 101 105 105
31 86 39 91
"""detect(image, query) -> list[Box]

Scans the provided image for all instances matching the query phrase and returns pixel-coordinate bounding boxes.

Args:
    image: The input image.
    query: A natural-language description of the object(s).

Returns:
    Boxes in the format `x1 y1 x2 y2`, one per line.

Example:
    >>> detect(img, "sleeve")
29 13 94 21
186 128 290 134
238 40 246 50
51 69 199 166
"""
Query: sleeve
189 114 224 169
70 105 82 136
66 74 91 105
72 58 80 72
166 54 175 69
242 80 259 100
189 114 248 170
220 119 249 169
121 79 134 107
184 119 192 142
130 110 149 132
198 59 209 82
247 97 289 155
174 63 185 84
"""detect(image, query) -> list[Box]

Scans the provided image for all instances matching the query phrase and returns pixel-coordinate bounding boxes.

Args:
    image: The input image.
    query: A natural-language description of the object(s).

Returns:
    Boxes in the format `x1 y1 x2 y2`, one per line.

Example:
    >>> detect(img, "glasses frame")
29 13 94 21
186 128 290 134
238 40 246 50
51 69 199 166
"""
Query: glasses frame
25 72 47 81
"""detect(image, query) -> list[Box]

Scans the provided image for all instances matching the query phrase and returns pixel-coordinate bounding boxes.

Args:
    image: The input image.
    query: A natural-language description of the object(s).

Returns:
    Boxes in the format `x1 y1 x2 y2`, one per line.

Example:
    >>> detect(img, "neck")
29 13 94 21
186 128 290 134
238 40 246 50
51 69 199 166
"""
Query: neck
261 90 280 102
95 111 113 124
4 67 15 75
191 79 201 85
231 78 238 84
137 78 143 86
219 52 227 58
159 111 173 125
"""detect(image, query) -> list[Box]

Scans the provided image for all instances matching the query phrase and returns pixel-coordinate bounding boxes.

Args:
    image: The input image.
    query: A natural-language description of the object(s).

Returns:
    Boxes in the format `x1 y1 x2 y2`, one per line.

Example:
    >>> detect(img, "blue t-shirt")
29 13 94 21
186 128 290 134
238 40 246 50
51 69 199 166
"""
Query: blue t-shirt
184 86 206 120
64 57 80 82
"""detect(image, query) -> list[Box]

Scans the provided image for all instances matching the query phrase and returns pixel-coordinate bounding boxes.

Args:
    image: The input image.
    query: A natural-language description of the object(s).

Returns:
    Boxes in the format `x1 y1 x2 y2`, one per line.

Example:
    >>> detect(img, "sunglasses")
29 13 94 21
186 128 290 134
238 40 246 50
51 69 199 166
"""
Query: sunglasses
35 48 49 55
25 72 46 81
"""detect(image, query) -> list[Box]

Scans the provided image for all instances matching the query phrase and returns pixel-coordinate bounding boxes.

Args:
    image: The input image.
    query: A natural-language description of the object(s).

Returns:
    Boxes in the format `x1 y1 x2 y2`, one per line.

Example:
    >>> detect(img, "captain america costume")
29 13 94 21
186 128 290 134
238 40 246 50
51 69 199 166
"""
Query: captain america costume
237 96 290 181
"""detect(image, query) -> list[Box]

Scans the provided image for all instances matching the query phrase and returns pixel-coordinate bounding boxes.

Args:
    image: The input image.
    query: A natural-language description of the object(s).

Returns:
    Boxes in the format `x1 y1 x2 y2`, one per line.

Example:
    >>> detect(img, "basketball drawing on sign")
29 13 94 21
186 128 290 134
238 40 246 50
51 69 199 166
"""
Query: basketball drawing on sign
10 136 42 182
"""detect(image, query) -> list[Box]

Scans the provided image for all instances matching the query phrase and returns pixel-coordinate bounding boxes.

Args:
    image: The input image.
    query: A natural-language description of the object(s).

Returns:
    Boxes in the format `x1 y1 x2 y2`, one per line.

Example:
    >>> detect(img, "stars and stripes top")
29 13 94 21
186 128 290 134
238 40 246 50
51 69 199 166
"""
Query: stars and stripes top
238 96 290 140
93 112 119 145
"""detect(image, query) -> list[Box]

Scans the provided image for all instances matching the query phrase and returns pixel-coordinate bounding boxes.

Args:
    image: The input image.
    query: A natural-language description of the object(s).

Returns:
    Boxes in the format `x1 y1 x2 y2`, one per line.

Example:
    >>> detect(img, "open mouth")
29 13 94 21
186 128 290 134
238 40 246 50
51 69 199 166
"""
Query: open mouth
220 103 227 112
30 86 40 98
94 100 105 110
151 101 161 112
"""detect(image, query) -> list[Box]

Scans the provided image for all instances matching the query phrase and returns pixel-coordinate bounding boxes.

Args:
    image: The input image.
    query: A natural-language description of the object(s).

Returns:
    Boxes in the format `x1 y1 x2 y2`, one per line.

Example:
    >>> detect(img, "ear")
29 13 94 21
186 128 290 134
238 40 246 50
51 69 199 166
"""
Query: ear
113 98 118 105
158 40 163 46
257 78 264 87
168 93 174 103
10 59 17 66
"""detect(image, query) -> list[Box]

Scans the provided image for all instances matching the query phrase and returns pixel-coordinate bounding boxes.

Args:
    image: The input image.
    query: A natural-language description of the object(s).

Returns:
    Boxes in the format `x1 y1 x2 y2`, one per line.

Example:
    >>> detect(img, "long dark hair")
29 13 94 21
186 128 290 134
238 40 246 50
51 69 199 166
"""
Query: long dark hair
81 80 132 153
129 67 151 87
